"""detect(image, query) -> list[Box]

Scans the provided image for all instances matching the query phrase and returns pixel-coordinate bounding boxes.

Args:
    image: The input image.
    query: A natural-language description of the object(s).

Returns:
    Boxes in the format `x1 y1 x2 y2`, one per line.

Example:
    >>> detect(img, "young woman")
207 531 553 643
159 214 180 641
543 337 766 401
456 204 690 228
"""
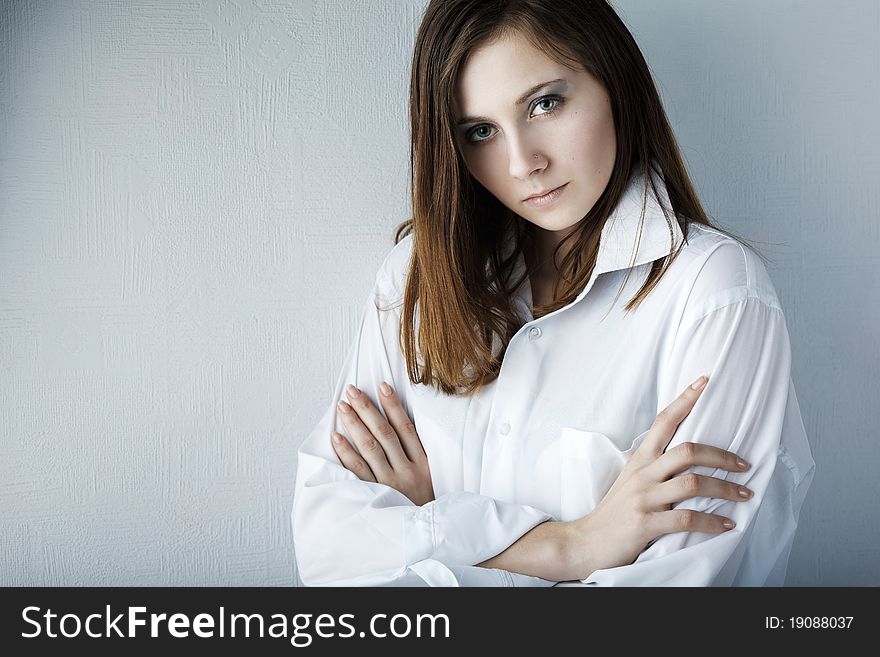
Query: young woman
291 0 816 586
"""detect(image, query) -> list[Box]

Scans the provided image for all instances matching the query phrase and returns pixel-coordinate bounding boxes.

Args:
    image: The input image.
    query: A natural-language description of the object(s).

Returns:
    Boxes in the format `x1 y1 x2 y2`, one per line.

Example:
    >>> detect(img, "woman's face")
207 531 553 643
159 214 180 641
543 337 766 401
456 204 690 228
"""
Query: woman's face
453 32 617 240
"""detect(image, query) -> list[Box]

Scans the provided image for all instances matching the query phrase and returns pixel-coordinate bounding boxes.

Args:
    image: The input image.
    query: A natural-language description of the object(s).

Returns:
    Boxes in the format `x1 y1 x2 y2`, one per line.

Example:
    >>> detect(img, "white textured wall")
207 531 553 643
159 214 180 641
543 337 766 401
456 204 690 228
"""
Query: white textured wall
1 0 876 585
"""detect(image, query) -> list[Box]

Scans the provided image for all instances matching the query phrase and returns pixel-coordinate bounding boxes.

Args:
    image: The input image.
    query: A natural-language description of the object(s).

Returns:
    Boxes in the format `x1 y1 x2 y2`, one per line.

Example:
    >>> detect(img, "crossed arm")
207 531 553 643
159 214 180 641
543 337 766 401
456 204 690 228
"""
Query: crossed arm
328 375 755 584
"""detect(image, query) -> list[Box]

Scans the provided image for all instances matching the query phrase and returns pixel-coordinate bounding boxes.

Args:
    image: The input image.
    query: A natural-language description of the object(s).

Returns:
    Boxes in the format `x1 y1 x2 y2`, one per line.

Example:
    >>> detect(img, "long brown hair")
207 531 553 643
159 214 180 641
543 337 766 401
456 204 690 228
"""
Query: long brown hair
389 0 754 396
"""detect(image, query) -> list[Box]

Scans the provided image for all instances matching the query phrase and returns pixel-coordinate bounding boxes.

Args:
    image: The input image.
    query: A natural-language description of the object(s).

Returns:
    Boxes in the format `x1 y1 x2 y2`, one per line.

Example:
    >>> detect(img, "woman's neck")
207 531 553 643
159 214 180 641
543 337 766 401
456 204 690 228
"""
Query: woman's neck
524 236 564 306
526 229 569 279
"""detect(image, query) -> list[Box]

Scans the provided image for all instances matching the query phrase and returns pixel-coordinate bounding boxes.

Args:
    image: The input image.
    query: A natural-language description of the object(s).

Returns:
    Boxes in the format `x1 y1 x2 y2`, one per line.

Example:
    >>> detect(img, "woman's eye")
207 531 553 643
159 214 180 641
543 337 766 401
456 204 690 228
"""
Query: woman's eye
533 96 560 116
466 95 564 146
468 125 495 143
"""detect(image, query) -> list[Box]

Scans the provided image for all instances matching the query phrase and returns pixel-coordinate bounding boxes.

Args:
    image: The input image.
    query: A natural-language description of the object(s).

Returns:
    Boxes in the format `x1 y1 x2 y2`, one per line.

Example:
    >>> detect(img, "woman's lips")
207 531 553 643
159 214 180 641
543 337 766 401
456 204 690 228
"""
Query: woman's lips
522 182 569 208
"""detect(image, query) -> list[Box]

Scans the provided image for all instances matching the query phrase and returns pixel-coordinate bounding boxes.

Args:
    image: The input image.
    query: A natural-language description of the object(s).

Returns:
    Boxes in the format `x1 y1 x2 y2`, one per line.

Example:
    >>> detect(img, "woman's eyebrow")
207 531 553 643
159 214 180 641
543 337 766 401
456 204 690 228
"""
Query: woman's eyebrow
456 78 568 127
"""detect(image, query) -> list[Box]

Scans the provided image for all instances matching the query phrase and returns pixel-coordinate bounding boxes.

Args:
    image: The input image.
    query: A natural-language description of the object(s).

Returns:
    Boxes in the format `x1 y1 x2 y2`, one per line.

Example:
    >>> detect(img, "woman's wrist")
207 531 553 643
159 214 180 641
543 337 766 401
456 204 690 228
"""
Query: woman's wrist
558 516 596 582
475 519 579 582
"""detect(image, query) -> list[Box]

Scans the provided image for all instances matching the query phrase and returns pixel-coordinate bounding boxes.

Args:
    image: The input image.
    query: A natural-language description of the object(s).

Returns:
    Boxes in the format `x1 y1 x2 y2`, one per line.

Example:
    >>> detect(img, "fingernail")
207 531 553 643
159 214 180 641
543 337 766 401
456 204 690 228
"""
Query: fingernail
690 376 708 391
380 381 393 397
722 519 735 529
737 458 750 470
332 432 343 443
738 487 752 498
337 401 350 414
345 384 360 398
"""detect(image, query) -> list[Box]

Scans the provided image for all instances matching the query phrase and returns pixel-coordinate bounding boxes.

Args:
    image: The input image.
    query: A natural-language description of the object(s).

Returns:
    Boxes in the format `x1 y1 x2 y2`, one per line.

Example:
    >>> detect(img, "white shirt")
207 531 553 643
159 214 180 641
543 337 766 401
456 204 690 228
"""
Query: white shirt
291 167 816 587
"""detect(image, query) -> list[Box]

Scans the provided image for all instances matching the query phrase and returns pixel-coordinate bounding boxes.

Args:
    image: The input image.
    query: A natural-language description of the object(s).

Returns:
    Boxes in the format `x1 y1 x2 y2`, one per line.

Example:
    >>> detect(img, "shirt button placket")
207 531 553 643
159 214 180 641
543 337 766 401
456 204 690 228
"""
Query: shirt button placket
499 421 511 436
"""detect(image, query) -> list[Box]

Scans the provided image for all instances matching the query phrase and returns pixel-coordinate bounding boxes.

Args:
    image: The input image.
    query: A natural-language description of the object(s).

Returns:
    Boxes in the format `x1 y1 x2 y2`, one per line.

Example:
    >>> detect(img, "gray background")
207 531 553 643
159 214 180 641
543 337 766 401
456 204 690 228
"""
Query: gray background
1 0 876 585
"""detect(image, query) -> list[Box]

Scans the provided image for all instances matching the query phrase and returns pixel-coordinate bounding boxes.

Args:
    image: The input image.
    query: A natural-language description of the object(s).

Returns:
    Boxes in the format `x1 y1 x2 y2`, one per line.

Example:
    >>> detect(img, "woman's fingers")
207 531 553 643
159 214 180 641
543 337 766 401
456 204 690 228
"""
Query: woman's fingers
648 472 753 508
331 433 378 483
338 384 408 471
645 442 750 482
646 508 736 536
377 381 426 464
333 381 435 506
633 376 708 464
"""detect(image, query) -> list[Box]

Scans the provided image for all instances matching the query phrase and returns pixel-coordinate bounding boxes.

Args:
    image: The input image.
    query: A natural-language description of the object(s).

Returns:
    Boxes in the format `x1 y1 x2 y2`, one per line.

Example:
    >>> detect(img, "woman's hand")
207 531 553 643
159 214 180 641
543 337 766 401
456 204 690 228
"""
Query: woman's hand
331 381 435 507
562 376 754 581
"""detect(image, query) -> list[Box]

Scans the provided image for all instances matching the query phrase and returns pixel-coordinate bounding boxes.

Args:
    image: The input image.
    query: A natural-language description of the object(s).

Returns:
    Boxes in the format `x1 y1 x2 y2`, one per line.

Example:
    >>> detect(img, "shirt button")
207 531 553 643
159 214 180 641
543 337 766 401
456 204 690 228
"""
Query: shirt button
528 326 542 340
499 421 511 435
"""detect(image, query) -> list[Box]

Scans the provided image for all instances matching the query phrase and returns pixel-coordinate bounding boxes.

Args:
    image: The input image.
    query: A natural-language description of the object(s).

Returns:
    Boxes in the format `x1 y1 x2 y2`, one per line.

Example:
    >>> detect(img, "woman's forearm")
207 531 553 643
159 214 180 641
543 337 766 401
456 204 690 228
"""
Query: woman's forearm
475 519 586 583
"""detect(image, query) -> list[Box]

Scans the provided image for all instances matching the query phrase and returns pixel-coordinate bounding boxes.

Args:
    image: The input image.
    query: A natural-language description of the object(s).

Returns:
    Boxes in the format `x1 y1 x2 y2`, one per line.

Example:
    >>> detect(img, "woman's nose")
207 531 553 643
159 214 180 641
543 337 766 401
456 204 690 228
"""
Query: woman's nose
508 138 547 179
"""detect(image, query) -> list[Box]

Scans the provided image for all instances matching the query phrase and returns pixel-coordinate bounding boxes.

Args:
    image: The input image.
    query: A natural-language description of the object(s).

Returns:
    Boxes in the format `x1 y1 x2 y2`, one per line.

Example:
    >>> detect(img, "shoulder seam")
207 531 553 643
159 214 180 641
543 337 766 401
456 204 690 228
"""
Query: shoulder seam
679 287 783 335
735 240 753 288
686 225 756 290
687 226 751 276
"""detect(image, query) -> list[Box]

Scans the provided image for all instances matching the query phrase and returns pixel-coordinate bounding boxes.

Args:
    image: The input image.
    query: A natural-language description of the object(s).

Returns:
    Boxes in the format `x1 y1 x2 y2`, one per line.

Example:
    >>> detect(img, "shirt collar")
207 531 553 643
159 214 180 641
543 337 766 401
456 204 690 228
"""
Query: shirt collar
591 163 683 280
506 163 684 305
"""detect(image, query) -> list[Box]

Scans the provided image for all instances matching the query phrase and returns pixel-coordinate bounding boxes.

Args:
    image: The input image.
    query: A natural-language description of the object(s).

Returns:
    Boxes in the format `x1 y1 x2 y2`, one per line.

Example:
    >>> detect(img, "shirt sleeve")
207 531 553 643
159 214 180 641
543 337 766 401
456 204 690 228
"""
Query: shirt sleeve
291 265 554 587
580 250 809 586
